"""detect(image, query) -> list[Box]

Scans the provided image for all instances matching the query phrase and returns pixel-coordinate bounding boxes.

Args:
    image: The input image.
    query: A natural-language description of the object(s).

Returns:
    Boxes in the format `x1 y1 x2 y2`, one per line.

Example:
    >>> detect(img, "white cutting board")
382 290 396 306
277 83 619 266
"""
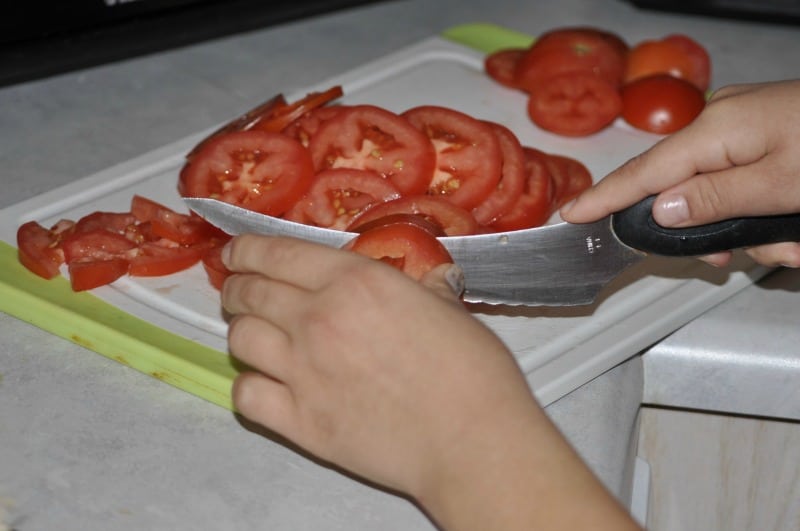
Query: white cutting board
0 28 768 407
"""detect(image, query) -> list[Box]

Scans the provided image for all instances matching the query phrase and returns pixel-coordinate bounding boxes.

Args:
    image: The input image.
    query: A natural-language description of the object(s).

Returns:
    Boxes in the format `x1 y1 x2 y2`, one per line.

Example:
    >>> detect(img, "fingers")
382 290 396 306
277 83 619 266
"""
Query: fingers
223 234 364 290
232 372 298 438
228 314 293 382
222 272 310 333
745 242 800 268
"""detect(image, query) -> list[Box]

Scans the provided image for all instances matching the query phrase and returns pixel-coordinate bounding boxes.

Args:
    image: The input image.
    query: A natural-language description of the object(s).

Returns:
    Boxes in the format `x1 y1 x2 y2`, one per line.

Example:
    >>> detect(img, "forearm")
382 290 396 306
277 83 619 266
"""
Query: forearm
416 404 641 531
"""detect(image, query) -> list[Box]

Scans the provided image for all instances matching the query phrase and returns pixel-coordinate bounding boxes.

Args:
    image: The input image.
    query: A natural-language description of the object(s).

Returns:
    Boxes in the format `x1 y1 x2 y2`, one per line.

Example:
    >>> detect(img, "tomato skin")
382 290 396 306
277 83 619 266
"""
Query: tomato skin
348 195 479 236
284 168 401 230
489 147 554 232
526 72 622 137
544 153 593 208
624 36 710 91
402 105 502 210
484 48 525 89
16 220 72 279
472 122 527 225
68 258 130 292
343 222 453 281
178 130 314 217
621 74 706 134
516 27 628 92
309 105 436 196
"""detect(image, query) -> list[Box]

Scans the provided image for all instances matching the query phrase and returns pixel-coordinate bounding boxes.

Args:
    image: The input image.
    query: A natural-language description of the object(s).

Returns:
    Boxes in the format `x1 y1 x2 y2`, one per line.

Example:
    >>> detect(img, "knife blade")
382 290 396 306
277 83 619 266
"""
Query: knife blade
184 196 800 306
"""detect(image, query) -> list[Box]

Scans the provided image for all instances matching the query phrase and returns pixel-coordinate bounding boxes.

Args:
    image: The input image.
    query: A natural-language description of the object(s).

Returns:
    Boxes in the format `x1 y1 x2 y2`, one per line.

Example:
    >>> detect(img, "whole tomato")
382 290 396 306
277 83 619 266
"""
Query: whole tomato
620 74 706 134
624 34 711 91
515 27 629 92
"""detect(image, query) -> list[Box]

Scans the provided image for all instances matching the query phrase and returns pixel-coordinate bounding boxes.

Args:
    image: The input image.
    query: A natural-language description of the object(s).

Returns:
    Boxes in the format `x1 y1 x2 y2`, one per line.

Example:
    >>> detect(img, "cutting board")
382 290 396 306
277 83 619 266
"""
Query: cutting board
0 23 769 409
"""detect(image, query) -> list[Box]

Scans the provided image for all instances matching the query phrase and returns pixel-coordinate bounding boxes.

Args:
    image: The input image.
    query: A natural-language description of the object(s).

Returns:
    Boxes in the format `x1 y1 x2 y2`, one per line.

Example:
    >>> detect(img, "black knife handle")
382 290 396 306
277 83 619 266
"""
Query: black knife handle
612 195 800 256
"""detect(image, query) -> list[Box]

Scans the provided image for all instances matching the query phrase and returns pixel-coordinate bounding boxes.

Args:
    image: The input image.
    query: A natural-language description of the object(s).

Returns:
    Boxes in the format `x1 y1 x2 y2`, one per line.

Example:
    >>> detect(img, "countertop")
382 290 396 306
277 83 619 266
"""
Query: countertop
1 1 799 529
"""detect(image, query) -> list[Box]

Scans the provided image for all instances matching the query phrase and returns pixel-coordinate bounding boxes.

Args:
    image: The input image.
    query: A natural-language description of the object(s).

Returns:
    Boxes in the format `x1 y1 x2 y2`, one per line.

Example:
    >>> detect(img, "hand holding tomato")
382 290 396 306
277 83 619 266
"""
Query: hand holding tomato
222 234 638 531
562 79 800 268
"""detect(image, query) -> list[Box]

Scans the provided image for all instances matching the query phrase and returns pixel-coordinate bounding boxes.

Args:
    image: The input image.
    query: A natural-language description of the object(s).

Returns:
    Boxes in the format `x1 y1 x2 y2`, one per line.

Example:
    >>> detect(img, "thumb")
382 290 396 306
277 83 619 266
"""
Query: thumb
419 263 465 302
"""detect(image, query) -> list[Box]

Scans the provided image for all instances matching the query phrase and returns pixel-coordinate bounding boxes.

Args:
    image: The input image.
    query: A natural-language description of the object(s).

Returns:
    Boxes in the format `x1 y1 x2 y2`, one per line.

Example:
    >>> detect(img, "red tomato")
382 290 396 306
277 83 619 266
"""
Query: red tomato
472 122 527 225
544 153 594 208
624 37 710 91
68 258 131 292
343 222 453 281
663 34 711 92
187 86 344 158
16 220 74 279
61 229 138 291
402 105 503 210
484 48 525 89
490 147 554 232
129 241 203 277
526 72 622 136
178 130 314 217
347 195 479 236
74 211 137 235
281 105 347 148
201 243 232 291
621 74 706 134
131 195 216 246
516 27 628 92
284 168 401 230
309 105 436 196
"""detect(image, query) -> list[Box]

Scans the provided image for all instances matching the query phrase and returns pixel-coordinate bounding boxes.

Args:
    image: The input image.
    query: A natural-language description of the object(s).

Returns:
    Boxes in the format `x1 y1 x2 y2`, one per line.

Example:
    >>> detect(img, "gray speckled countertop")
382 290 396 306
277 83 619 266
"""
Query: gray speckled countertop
1 1 799 529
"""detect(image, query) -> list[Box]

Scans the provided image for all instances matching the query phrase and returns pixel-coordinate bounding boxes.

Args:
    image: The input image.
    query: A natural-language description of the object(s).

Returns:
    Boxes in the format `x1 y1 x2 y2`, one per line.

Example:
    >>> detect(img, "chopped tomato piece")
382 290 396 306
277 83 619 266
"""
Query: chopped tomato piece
74 211 137 236
16 220 74 279
68 258 131 292
484 48 525 89
178 130 315 217
343 222 453 281
201 242 233 291
402 105 503 210
309 105 436 196
129 241 203 277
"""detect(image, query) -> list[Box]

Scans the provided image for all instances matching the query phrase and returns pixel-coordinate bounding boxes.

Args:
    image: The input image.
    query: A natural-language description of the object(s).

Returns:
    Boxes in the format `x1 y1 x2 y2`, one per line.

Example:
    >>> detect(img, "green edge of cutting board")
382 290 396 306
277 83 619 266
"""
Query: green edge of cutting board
0 23 529 410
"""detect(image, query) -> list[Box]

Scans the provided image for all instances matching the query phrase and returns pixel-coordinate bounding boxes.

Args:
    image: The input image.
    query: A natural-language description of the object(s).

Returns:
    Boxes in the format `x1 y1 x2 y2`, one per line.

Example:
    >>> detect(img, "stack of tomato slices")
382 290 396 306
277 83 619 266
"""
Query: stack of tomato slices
485 27 710 136
17 84 594 291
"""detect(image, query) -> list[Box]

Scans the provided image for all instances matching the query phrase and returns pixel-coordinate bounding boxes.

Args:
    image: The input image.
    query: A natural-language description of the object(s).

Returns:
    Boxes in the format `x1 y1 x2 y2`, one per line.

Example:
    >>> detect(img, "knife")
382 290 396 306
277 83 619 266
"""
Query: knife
184 196 800 306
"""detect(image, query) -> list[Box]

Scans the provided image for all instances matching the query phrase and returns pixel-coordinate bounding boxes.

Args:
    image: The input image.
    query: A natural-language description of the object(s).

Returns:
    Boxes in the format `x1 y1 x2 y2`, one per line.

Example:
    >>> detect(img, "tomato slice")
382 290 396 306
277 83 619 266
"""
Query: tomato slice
309 105 436 196
350 213 446 238
621 74 706 134
343 222 453 281
472 122 527 225
347 195 479 236
526 72 622 137
515 27 628 92
490 147 554 232
544 153 593 208
129 241 203 277
284 168 401 231
484 48 526 89
282 105 348 148
201 242 233 291
178 130 314 217
402 105 503 210
16 220 74 279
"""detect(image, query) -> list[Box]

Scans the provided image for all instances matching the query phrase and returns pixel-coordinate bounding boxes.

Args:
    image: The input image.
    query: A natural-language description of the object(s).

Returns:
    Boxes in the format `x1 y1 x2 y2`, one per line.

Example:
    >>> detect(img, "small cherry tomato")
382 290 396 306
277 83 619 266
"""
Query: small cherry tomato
621 74 706 134
526 72 622 137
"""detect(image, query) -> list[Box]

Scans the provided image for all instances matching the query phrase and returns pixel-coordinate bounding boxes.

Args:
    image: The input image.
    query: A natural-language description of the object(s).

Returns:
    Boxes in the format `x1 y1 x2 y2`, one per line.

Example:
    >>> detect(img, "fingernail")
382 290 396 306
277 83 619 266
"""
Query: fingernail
654 194 690 226
444 264 465 296
221 240 233 267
